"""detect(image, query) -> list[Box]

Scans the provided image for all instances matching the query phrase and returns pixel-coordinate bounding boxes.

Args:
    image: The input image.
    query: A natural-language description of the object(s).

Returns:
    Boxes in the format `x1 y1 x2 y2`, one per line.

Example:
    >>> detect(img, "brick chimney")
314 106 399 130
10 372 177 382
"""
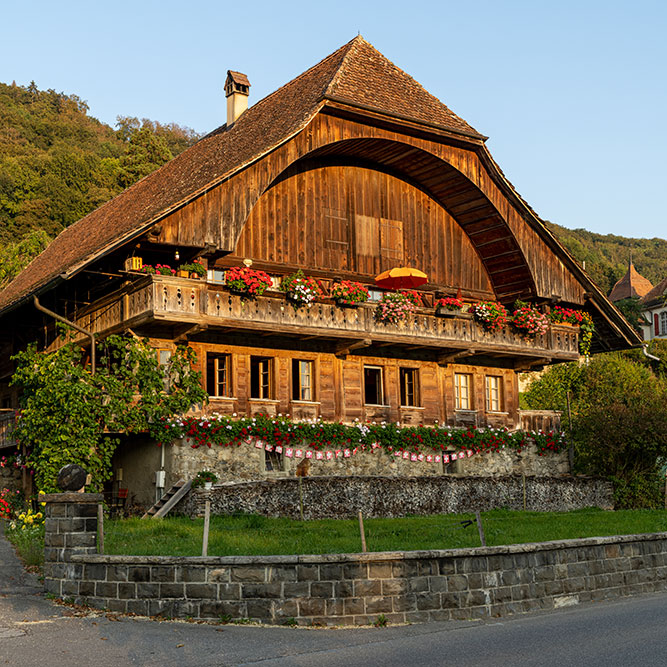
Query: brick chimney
225 70 250 126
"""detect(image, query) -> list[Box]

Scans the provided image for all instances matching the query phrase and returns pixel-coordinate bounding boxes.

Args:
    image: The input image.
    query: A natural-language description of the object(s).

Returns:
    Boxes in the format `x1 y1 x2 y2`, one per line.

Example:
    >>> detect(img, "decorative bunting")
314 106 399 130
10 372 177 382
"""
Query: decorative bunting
285 448 293 458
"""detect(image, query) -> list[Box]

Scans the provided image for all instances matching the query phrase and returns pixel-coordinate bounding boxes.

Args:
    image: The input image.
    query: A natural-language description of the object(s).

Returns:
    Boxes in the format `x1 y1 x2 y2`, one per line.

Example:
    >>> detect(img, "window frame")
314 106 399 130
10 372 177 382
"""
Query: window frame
363 365 385 406
207 353 232 397
454 372 473 410
292 359 315 402
485 375 503 413
250 356 274 400
399 367 420 407
661 311 667 336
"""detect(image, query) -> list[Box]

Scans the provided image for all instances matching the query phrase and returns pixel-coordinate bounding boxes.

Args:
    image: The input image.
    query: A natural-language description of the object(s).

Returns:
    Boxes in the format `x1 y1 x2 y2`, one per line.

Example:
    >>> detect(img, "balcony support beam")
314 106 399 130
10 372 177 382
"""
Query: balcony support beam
335 338 372 359
438 348 476 366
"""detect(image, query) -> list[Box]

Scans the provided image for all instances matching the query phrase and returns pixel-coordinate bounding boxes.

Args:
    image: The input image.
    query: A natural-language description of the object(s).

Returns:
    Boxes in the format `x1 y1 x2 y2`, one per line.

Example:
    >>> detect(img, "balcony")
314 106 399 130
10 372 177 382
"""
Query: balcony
85 275 579 362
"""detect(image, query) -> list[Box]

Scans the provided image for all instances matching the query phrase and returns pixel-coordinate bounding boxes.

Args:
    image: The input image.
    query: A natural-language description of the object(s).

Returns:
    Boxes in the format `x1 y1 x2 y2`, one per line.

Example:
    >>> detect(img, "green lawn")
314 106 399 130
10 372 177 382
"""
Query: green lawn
104 509 667 557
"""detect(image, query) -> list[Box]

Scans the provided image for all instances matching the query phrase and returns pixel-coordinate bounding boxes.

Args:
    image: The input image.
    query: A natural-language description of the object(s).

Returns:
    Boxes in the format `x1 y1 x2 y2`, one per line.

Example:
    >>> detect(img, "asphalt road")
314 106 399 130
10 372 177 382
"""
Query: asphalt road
3 525 667 666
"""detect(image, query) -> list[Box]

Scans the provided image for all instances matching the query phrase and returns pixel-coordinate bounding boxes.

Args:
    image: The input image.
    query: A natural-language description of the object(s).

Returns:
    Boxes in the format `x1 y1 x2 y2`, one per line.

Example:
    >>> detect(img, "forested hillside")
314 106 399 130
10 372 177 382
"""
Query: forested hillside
546 222 667 296
0 80 665 296
0 80 199 287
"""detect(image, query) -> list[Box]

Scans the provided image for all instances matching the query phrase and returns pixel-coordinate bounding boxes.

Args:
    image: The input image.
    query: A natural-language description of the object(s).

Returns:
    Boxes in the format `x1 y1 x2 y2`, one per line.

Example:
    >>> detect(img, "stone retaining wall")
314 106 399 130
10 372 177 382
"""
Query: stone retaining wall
0 464 22 494
177 475 614 519
43 494 667 627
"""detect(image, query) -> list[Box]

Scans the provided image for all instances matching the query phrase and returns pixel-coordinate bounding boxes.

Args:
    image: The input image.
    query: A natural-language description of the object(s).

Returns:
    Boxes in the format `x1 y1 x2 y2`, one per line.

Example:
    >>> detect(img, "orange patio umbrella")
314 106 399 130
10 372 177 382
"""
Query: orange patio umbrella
374 267 428 290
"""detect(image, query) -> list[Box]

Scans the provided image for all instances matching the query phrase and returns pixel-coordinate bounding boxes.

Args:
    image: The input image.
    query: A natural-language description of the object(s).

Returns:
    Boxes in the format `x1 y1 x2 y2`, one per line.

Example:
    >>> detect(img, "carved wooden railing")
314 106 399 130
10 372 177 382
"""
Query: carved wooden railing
80 276 580 359
518 410 562 432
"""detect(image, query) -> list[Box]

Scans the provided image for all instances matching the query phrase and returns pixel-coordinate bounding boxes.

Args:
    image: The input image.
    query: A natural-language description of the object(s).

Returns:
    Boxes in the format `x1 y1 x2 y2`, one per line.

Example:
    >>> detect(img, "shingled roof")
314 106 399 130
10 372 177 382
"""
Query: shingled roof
608 262 653 302
641 275 667 307
0 36 483 315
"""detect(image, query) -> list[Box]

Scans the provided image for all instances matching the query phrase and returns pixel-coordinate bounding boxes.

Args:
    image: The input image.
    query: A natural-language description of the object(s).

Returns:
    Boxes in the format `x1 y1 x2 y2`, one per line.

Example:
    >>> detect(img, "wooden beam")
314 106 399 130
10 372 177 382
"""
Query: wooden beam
437 348 476 366
514 357 552 371
335 338 372 359
174 323 208 343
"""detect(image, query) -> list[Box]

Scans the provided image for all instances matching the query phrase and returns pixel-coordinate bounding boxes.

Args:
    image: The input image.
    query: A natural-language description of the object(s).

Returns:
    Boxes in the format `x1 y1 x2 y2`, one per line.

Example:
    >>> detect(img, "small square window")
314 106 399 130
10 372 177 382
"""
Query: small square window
399 368 420 407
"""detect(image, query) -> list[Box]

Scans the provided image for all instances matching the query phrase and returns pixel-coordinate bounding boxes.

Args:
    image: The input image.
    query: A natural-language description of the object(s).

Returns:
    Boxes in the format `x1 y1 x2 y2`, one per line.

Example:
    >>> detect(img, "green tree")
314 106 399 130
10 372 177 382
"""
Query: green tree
11 334 207 492
0 228 51 289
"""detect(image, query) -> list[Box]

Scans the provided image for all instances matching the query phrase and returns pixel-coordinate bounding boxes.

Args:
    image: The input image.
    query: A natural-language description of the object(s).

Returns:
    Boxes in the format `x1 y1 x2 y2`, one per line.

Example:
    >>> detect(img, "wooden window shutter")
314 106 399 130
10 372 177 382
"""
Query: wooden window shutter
380 218 404 263
323 208 350 270
355 214 380 274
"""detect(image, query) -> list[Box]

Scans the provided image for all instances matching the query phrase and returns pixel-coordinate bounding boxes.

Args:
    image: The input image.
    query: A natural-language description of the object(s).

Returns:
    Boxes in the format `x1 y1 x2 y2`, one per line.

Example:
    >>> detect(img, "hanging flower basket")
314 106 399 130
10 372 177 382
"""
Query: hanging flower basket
375 292 416 324
434 297 464 317
225 266 273 298
281 270 323 308
330 280 369 307
469 301 508 331
510 304 549 338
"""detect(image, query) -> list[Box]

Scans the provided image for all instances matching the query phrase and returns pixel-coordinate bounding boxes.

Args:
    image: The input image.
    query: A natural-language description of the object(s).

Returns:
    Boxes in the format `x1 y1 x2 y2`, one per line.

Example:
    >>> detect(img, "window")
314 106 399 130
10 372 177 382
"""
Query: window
485 376 503 412
250 357 273 399
264 449 285 473
157 349 172 391
364 366 385 405
661 312 667 336
454 373 472 410
399 368 420 407
292 359 314 401
208 268 226 283
207 353 231 397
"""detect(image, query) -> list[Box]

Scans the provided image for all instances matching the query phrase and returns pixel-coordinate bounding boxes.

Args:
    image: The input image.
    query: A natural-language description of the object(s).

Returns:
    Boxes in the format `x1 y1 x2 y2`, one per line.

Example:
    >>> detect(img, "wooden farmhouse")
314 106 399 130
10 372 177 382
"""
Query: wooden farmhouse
0 37 641 502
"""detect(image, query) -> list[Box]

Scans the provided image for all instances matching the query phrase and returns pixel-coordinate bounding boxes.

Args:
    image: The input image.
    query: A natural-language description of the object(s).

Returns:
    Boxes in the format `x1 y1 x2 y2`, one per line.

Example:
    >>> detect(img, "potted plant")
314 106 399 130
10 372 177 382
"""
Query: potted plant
192 470 218 490
434 296 464 317
398 289 424 307
139 264 156 275
330 280 369 306
178 259 207 279
225 266 273 298
155 264 176 276
281 270 323 308
510 302 549 338
549 305 581 327
469 300 508 331
375 291 416 324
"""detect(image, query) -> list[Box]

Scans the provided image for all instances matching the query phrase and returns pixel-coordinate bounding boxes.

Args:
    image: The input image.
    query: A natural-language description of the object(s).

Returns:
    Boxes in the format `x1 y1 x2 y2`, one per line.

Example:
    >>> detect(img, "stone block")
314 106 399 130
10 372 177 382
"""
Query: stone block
136 583 160 598
407 576 429 593
326 599 344 616
440 593 461 609
534 566 555 582
392 594 417 612
467 573 484 589
415 592 441 611
242 583 282 599
405 611 431 623
319 564 343 581
368 563 393 579
284 582 310 598
160 583 185 598
269 566 298 582
95 582 118 598
273 600 299 619
45 532 65 548
126 600 149 616
344 597 365 615
118 583 137 599
61 580 79 596
334 581 354 598
173 601 200 617
342 563 367 580
438 559 456 576
465 590 489 606
200 600 245 619
298 598 325 617
151 566 175 583
501 570 519 586
148 600 174 617
186 583 218 599
417 560 439 576
79 580 96 597
382 579 408 596
355 579 381 596
393 560 419 578
447 575 468 592
107 565 128 582
208 568 231 582
65 532 96 548
311 582 334 598
179 566 206 583
218 583 242 600
366 596 393 613
246 599 273 619
107 599 127 614
492 587 512 603
231 566 267 583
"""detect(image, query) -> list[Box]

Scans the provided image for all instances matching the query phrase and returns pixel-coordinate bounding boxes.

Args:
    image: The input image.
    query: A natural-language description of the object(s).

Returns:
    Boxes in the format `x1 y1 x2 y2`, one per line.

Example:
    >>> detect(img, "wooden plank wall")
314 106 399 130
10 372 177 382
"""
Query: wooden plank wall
232 163 492 293
156 112 586 305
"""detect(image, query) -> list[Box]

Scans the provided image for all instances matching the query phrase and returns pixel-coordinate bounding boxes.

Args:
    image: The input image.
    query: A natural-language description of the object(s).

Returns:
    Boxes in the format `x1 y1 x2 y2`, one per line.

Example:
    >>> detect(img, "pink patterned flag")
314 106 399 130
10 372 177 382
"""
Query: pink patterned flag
285 448 293 458
305 450 313 459
410 454 418 462
275 446 283 454
426 455 433 463
402 451 410 460
417 454 424 462
295 449 303 458
326 451 333 460
435 455 441 463
264 444 273 451
344 449 351 458
316 451 323 460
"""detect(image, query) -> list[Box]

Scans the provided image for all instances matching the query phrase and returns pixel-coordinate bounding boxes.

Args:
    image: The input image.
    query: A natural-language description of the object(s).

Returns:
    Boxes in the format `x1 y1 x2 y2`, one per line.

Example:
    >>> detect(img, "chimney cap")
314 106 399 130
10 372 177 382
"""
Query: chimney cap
225 70 250 97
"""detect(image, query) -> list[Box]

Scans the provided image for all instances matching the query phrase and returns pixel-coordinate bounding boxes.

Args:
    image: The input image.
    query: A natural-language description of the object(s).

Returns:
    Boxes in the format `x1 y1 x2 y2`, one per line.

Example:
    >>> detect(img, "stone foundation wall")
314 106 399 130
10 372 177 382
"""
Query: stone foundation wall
167 438 569 483
41 498 667 626
176 475 614 519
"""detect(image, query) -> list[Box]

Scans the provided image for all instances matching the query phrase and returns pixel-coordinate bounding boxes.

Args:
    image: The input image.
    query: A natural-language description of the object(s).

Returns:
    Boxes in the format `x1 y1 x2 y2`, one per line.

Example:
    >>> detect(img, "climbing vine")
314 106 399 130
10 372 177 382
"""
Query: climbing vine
11 332 207 492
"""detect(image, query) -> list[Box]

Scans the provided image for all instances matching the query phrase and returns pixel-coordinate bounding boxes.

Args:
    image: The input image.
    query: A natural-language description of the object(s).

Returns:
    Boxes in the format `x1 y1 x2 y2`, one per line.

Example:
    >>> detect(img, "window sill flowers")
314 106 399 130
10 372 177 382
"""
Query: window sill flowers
281 270 323 308
225 266 273 298
469 300 508 331
375 291 416 324
330 280 369 306
510 302 549 338
435 296 464 316
177 258 206 279
548 306 594 356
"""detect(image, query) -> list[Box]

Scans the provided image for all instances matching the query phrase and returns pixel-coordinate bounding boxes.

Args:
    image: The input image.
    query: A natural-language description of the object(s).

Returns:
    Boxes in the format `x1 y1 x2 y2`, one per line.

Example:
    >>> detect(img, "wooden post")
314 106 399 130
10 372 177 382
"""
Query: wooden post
202 500 211 557
664 471 667 511
475 511 486 547
358 511 367 553
97 503 104 555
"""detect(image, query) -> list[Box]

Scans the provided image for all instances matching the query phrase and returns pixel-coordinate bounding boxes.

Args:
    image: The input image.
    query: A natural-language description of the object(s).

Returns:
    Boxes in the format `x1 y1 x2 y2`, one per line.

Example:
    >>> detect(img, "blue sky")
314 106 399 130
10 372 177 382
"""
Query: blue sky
2 0 665 240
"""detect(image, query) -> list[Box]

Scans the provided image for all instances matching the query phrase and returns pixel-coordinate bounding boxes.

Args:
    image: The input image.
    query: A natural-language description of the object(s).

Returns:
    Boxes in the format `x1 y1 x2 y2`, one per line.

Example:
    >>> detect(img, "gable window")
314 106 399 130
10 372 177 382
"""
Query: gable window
364 366 385 405
454 373 472 410
207 353 231 397
292 359 314 401
399 368 420 407
250 356 273 399
485 376 503 412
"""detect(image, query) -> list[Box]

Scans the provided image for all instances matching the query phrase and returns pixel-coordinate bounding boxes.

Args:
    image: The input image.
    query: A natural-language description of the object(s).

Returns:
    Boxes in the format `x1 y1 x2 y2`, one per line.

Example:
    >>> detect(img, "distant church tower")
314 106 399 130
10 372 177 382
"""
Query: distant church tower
608 258 653 302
